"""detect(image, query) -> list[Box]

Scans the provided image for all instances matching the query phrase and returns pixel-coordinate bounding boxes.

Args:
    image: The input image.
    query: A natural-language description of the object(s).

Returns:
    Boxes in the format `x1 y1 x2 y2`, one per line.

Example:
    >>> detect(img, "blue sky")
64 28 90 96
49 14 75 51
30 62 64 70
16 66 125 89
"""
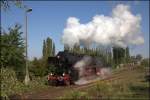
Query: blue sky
1 1 149 60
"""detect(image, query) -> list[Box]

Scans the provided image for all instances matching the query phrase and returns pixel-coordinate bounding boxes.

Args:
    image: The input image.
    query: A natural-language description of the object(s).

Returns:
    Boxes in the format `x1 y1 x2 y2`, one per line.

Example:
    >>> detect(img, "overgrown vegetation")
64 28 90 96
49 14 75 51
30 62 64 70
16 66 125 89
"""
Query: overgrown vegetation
59 90 89 100
141 58 149 67
1 2 149 99
0 24 54 98
29 37 56 77
0 67 48 99
61 67 149 99
1 24 26 81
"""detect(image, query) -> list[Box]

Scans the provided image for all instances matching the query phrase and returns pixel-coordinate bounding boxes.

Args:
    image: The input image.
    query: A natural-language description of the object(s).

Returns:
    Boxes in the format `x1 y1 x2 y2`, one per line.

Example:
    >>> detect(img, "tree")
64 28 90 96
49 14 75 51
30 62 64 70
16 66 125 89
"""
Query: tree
84 47 88 55
72 44 80 54
1 0 23 11
136 54 142 61
52 42 55 56
125 46 130 62
1 24 25 80
30 57 48 77
41 37 56 75
113 47 126 65
46 37 52 57
42 40 46 59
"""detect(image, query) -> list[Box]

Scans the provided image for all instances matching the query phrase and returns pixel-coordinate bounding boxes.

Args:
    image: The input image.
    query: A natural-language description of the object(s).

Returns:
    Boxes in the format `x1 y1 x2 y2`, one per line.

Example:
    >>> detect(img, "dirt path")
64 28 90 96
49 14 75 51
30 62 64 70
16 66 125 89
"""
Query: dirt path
18 67 139 99
22 86 73 99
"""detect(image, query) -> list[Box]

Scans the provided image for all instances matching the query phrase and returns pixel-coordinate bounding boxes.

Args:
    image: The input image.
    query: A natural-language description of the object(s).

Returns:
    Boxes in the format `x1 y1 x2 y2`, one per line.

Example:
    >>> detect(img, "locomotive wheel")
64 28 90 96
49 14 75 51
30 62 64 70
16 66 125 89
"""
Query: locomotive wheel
65 80 70 86
48 80 51 85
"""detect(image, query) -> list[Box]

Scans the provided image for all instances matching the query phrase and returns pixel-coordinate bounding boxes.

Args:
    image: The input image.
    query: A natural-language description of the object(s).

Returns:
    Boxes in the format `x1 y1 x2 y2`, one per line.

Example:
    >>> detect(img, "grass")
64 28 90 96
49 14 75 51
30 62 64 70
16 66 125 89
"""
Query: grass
1 66 149 99
59 90 89 100
61 66 149 100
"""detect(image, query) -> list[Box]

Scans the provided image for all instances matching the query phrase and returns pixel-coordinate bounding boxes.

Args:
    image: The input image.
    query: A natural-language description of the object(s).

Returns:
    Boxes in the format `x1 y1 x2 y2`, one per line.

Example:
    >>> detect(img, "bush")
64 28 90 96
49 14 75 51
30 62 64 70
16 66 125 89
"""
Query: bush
1 67 48 99
28 76 47 90
0 67 23 98
29 59 48 77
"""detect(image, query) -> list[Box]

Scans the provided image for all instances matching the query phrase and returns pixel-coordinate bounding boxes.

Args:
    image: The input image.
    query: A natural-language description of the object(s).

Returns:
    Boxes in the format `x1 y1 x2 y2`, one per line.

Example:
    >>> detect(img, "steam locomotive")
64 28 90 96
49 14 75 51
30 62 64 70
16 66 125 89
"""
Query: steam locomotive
47 50 104 86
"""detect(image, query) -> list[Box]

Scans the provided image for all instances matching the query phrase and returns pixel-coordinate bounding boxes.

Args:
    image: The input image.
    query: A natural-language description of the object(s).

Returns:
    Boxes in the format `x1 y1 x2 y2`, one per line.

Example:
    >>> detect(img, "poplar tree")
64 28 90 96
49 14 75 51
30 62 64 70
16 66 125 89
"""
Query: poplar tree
42 40 46 59
52 42 55 56
125 46 130 62
113 47 126 65
46 37 52 57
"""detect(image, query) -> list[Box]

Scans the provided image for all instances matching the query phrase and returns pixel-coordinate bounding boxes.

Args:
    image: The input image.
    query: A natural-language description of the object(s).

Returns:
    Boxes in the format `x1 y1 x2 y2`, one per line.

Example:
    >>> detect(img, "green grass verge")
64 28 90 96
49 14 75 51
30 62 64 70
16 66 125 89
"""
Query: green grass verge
60 66 149 100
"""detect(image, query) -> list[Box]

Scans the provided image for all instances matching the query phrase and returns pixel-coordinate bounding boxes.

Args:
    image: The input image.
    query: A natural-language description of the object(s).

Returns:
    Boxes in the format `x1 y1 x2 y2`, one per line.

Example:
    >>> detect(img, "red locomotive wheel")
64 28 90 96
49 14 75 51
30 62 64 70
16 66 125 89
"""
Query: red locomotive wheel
65 80 70 86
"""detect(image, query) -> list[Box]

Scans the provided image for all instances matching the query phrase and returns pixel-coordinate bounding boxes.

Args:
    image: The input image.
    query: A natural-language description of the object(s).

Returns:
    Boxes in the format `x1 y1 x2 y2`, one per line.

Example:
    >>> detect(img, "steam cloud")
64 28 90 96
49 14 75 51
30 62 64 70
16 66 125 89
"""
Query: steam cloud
62 4 144 48
73 56 112 85
74 56 92 77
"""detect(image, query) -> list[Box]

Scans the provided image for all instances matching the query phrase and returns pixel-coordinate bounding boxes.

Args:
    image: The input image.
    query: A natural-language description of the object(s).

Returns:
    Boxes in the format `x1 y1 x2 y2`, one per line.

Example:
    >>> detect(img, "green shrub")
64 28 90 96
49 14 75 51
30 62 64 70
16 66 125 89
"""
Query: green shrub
1 67 48 99
29 60 48 77
1 67 23 98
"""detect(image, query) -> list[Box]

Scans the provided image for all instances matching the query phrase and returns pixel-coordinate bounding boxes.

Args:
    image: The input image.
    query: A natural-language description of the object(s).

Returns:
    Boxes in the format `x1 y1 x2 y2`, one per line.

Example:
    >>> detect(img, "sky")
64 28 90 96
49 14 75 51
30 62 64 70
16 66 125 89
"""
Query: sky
1 1 149 60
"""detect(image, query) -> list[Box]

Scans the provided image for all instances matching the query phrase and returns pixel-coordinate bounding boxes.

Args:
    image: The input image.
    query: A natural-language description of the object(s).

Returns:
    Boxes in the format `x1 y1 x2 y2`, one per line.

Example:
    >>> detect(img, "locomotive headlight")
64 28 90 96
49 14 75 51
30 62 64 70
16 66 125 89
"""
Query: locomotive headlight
57 56 60 59
50 73 53 76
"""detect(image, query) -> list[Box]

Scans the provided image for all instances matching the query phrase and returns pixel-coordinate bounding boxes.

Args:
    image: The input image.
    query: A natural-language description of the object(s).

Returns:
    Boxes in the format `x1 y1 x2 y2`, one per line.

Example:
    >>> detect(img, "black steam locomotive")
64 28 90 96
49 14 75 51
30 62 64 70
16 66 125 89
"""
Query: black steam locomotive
47 50 104 85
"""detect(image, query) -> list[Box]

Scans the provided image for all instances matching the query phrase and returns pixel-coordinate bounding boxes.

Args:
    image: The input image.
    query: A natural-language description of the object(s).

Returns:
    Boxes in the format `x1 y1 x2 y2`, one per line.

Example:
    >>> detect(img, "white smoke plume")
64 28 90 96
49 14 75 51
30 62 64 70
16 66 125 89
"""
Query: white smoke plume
98 68 112 79
74 67 112 85
73 56 112 85
62 4 144 48
74 56 92 77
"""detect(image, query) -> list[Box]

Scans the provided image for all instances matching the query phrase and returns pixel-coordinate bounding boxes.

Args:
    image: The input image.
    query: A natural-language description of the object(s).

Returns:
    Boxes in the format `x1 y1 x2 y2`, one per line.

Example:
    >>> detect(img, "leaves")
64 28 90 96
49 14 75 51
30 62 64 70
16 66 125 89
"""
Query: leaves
1 67 48 98
1 24 25 80
1 0 23 11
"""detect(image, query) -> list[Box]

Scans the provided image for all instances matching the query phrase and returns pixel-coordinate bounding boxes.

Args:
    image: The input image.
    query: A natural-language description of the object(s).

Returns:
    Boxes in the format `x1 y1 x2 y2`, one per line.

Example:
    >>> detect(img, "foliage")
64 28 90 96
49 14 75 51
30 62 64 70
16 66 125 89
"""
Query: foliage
61 67 149 99
1 67 18 98
136 54 143 61
64 45 131 67
1 67 48 99
112 47 130 66
41 37 56 74
64 44 113 66
1 0 23 11
29 58 48 77
52 42 55 56
113 47 125 65
46 37 53 57
30 37 56 77
1 24 25 81
43 37 55 57
141 58 149 67
60 90 88 100
125 47 130 62
42 40 47 59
